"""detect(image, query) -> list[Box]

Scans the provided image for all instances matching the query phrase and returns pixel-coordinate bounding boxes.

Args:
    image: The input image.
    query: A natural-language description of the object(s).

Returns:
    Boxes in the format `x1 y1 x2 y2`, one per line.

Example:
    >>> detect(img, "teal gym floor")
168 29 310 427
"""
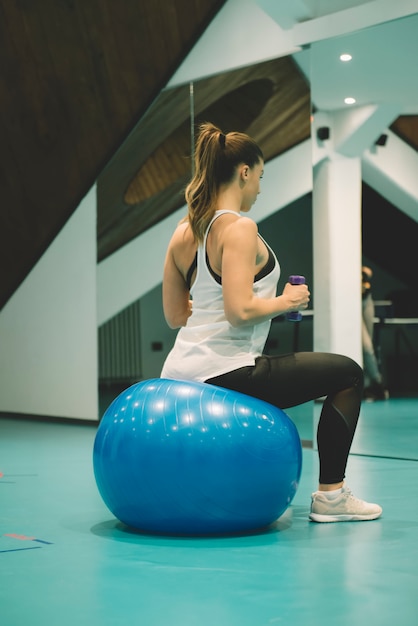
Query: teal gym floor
1 397 417 626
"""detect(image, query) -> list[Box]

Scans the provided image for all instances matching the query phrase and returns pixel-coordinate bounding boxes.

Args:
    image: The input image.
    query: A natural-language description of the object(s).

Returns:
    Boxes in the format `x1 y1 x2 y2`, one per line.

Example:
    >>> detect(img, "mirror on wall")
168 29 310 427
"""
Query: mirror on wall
309 14 418 460
97 4 418 465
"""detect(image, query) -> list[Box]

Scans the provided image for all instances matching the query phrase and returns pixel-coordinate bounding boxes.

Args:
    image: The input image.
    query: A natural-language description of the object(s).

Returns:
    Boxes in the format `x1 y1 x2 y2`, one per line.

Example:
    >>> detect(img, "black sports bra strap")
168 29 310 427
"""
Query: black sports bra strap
186 252 198 290
254 246 275 281
186 223 276 289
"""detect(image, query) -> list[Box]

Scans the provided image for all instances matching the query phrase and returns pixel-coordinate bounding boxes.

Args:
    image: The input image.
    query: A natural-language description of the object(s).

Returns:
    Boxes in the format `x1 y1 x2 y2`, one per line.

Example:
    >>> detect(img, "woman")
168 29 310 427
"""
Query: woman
362 265 389 401
161 122 382 523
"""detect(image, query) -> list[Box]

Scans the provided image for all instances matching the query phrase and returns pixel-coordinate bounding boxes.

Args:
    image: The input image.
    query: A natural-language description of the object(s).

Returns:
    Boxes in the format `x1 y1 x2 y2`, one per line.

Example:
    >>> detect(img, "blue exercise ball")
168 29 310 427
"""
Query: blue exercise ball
93 378 302 535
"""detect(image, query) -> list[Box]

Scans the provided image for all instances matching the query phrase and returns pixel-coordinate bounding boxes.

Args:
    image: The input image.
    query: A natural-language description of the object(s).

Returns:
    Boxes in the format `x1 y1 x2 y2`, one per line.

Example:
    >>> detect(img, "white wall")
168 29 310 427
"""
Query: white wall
3 1 417 421
0 187 98 421
362 130 418 223
167 0 300 88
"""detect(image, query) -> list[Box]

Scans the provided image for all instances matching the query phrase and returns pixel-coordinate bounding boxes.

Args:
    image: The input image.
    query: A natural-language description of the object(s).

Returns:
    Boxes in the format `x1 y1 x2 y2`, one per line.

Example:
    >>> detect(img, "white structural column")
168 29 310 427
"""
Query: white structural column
312 152 362 365
311 103 400 365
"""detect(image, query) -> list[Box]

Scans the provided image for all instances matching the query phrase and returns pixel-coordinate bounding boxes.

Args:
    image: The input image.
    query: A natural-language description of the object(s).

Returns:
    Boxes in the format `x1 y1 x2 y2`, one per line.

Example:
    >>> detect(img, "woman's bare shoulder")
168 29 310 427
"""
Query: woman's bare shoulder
169 220 194 247
221 214 257 238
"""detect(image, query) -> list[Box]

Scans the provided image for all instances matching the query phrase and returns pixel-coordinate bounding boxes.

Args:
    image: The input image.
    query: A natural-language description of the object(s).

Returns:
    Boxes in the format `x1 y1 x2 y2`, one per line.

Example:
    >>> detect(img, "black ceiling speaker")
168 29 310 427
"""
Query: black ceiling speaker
375 133 388 146
317 126 330 141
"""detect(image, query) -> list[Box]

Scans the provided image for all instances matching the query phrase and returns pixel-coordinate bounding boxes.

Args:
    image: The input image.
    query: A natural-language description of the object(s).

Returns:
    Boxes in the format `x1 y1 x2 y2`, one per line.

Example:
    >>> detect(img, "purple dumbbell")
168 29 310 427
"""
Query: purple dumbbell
286 275 305 322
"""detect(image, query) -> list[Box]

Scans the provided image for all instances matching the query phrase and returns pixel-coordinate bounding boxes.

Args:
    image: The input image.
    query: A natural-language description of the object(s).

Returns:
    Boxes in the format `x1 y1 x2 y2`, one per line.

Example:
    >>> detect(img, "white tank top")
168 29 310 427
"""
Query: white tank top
161 210 281 382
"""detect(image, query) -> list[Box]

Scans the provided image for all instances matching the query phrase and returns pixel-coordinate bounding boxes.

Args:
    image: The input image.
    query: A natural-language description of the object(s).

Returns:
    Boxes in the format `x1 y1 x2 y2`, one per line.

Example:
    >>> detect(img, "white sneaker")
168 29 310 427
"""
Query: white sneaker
309 486 382 523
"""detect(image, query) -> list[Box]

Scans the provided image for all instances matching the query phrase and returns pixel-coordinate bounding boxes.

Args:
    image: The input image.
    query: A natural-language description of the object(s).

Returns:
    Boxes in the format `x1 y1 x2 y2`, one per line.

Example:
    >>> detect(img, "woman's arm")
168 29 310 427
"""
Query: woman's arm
221 218 310 327
162 230 194 329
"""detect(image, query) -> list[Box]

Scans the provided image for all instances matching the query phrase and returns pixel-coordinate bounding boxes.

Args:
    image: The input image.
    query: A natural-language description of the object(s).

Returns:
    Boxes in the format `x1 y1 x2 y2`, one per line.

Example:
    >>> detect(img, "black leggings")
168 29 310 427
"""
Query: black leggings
205 352 364 484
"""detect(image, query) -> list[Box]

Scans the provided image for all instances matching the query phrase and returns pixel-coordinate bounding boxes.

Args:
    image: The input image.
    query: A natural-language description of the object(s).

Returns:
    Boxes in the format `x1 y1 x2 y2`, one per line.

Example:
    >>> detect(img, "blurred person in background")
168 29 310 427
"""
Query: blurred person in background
362 266 389 401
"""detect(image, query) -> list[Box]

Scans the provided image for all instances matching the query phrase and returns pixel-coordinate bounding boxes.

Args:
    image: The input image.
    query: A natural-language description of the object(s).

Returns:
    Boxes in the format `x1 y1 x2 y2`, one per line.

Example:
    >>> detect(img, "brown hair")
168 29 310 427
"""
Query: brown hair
185 122 263 242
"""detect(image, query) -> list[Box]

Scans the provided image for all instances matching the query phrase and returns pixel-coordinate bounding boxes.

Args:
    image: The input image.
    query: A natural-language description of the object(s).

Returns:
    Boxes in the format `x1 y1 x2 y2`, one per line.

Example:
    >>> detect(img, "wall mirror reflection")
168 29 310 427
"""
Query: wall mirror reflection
306 11 418 460
97 3 417 463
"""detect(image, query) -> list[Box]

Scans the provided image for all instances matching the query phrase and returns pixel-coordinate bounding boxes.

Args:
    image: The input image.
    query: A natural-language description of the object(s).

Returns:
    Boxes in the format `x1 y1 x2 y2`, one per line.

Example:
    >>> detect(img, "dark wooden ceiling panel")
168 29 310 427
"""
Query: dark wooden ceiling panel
391 116 418 151
0 0 227 310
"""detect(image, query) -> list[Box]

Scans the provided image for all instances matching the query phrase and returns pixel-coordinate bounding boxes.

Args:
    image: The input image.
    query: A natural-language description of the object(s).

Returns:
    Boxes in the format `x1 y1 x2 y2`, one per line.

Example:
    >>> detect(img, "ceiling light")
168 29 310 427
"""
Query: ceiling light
340 53 352 62
344 97 356 105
